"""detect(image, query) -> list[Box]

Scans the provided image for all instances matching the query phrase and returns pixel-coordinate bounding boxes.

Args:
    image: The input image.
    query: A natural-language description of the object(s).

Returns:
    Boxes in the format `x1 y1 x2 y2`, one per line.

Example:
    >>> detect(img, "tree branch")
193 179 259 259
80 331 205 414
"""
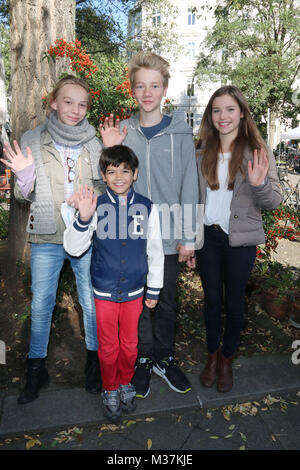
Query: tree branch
86 31 143 55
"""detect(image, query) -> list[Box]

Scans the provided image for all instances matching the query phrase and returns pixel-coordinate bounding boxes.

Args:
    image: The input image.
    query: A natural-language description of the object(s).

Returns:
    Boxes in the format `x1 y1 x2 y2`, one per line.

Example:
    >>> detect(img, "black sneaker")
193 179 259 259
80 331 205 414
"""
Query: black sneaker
131 357 153 398
153 356 191 393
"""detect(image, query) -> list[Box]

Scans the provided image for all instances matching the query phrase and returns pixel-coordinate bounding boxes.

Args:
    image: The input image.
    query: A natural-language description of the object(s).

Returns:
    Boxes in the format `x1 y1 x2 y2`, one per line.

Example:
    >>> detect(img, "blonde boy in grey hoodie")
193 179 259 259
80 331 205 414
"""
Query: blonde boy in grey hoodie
100 51 199 399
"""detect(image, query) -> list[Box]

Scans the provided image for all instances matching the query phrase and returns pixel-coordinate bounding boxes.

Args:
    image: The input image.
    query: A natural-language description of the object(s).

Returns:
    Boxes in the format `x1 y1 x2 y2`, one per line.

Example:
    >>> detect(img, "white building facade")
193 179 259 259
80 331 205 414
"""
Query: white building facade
128 1 300 147
128 0 220 135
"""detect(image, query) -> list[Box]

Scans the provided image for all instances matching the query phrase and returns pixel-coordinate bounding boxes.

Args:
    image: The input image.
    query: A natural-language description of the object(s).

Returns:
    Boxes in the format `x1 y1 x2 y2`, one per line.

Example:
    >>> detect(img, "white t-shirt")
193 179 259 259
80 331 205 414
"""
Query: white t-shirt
204 152 233 234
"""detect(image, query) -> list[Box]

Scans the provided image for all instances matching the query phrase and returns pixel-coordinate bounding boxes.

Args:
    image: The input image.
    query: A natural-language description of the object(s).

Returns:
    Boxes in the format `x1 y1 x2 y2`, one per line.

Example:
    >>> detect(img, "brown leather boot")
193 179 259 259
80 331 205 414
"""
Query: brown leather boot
200 350 219 387
217 351 233 393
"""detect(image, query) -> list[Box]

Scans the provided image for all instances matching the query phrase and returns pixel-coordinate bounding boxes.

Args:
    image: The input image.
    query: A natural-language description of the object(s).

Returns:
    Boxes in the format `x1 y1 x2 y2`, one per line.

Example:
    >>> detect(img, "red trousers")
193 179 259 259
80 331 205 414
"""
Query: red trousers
94 297 143 391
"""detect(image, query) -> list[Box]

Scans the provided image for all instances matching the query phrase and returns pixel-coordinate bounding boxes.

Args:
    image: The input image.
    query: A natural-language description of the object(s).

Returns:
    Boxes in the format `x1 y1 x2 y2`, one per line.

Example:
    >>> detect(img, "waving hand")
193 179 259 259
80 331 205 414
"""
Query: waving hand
248 149 269 187
99 113 128 147
1 140 34 173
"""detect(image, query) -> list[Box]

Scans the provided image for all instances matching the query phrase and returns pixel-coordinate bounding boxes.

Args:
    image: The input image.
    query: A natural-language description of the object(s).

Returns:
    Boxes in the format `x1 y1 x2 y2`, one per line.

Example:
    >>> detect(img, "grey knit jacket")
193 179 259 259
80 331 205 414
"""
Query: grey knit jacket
14 125 103 243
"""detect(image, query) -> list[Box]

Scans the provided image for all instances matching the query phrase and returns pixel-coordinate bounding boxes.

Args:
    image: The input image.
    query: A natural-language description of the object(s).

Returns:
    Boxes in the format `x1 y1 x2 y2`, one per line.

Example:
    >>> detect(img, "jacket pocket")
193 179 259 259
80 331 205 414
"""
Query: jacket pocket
246 208 262 225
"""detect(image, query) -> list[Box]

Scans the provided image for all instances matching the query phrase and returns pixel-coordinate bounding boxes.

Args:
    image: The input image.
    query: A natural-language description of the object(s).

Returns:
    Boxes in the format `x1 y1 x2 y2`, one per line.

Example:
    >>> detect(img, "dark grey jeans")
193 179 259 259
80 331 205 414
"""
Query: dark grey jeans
137 254 181 362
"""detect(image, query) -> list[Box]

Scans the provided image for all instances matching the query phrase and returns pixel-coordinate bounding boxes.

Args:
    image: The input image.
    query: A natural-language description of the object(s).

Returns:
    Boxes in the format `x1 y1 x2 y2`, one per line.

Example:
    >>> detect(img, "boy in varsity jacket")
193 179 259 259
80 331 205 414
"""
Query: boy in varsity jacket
64 145 164 424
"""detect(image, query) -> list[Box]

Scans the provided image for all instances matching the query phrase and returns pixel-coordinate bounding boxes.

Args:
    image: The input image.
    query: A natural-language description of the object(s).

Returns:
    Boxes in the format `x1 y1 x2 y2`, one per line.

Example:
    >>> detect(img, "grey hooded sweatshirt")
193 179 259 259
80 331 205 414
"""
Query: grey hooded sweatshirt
120 111 199 255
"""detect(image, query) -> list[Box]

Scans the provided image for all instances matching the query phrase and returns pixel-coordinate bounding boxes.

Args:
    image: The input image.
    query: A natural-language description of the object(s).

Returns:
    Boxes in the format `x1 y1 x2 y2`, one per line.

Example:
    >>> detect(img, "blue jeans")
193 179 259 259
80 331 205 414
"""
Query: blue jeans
29 243 98 359
196 225 256 357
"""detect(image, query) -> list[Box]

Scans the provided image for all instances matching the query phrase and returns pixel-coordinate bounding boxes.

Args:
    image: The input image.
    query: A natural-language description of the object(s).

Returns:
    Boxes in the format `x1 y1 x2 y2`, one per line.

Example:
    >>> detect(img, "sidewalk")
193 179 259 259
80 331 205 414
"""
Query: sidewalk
1 353 300 451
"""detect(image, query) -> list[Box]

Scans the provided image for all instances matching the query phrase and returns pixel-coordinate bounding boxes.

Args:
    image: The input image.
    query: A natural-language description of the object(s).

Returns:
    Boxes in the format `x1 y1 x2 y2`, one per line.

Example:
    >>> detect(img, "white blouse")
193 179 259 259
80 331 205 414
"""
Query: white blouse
204 152 233 234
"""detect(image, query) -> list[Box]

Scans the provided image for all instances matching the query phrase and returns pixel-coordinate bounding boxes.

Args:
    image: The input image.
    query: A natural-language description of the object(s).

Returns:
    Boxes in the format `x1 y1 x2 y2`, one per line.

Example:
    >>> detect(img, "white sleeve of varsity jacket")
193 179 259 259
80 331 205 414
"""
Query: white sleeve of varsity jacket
63 211 97 257
146 204 164 300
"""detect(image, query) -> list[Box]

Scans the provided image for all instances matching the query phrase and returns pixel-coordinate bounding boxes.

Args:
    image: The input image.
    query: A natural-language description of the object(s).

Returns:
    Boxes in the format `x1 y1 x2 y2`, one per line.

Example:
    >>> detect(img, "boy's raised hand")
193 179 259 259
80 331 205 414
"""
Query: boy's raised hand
99 113 128 147
77 185 97 222
248 148 269 187
1 140 34 173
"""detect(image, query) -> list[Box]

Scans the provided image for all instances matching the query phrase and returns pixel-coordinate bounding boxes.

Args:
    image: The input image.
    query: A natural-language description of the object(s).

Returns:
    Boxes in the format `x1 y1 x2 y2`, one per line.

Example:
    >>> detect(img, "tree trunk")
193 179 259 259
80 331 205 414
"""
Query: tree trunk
268 109 280 151
7 0 75 280
0 49 8 136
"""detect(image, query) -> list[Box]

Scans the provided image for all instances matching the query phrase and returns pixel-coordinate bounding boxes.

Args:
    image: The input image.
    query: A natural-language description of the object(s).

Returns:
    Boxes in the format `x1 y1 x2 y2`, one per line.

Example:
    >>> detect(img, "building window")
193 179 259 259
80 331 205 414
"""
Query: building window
187 79 195 97
129 12 141 39
187 41 196 61
153 10 161 27
186 112 194 128
188 9 196 25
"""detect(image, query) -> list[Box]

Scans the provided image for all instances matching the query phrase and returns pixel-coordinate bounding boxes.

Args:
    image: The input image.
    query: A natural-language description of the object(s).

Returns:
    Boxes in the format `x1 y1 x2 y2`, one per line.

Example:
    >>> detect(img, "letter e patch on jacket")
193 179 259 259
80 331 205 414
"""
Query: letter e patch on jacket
132 214 144 235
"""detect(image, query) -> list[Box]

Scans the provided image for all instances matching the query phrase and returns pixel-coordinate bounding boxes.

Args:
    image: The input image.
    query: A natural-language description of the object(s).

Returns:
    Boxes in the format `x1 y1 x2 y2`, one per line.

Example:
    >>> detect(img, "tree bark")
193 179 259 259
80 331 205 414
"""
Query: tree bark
7 0 75 280
0 49 8 134
268 109 279 150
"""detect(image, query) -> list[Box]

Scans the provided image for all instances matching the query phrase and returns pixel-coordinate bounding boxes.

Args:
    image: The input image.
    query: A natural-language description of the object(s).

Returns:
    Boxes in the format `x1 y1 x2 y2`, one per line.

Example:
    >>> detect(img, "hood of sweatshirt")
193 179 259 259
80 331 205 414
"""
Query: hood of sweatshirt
124 110 193 136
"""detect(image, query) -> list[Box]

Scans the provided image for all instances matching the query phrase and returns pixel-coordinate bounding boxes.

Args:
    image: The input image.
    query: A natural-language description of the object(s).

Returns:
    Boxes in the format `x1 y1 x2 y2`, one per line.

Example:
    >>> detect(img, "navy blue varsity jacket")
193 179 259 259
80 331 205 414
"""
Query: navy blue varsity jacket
63 186 164 302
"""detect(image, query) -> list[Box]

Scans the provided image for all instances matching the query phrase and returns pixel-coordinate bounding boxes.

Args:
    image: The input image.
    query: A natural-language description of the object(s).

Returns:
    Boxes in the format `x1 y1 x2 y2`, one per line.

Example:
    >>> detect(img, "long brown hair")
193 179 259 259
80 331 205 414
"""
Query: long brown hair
196 85 267 190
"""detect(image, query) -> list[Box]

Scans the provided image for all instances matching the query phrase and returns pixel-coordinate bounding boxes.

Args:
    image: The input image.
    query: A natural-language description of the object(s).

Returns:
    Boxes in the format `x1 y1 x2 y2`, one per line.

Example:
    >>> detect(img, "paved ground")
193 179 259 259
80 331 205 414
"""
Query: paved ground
0 353 300 454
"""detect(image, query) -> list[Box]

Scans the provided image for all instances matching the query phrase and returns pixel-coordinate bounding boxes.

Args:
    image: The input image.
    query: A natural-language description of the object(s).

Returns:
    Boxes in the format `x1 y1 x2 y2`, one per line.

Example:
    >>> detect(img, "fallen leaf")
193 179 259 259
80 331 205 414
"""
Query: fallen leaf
99 424 119 432
72 427 83 435
26 439 37 450
223 409 231 421
50 439 59 448
280 403 288 413
24 436 41 450
147 438 152 450
126 420 136 427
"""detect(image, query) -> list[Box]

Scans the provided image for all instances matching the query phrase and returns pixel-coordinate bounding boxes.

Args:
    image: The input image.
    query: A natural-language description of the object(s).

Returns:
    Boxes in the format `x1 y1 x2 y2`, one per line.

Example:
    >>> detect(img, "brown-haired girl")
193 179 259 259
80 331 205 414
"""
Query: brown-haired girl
196 85 282 393
0 75 103 404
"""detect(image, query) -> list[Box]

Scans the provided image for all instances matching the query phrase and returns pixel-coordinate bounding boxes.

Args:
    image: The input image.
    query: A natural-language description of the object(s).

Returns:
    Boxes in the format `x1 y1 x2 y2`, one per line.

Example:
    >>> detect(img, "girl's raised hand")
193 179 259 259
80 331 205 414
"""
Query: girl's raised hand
248 148 269 186
1 140 34 173
77 185 97 222
99 113 128 147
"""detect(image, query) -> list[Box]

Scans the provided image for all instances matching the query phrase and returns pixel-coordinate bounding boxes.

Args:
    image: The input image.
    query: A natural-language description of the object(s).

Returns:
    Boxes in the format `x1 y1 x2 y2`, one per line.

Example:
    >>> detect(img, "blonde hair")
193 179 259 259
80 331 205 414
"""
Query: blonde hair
196 85 267 190
129 51 170 89
46 75 91 114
